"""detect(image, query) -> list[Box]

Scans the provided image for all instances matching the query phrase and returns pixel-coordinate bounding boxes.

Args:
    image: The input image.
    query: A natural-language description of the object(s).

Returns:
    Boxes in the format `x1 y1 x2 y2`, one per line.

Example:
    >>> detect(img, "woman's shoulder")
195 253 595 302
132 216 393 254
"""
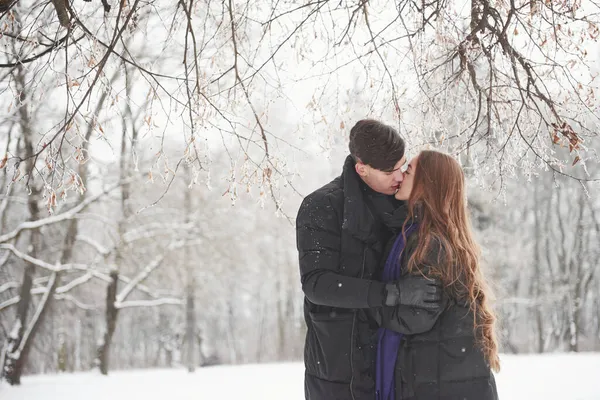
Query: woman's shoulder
404 232 447 265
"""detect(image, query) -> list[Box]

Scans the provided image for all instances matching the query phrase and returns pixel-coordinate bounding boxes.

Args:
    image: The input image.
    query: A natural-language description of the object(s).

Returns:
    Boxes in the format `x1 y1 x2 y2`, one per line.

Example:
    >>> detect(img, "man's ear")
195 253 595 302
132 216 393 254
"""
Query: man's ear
355 161 369 177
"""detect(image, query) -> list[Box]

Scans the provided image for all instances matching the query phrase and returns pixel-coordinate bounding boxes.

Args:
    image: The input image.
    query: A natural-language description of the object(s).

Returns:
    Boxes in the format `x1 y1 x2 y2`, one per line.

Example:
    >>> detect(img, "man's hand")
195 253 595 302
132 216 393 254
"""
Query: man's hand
384 276 442 309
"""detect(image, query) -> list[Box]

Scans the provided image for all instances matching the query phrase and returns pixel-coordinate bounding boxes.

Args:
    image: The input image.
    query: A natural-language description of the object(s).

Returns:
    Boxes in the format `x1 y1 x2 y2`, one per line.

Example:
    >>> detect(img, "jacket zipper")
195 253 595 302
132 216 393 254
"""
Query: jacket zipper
350 247 368 400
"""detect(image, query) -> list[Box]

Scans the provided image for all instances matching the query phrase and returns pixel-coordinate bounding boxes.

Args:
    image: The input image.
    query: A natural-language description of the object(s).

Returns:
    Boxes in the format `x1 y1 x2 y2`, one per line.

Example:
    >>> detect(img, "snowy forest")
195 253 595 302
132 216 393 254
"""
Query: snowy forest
1 0 599 388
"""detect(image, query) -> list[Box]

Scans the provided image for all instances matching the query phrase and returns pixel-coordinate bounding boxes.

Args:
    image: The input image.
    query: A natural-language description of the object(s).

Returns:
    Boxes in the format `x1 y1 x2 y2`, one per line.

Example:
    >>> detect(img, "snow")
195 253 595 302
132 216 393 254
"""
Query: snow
2 353 599 399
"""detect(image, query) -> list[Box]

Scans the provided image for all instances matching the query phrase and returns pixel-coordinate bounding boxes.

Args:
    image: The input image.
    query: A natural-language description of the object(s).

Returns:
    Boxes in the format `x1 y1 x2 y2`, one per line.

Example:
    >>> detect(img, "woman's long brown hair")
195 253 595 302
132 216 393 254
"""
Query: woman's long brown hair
403 150 500 372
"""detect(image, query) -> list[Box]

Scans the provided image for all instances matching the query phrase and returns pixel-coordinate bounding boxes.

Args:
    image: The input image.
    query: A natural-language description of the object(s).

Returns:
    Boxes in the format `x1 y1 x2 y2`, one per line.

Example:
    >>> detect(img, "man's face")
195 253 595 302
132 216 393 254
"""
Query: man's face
356 156 406 195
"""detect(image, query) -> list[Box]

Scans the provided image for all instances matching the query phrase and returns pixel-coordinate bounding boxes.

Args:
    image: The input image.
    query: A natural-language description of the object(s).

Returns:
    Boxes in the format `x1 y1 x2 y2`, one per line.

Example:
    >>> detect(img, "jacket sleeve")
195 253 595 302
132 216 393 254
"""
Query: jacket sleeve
297 192 386 309
372 238 447 334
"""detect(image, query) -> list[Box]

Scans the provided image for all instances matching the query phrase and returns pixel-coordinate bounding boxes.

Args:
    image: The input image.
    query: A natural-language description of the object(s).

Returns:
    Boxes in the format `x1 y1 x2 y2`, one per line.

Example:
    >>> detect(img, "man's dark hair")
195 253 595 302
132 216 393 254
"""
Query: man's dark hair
348 119 405 172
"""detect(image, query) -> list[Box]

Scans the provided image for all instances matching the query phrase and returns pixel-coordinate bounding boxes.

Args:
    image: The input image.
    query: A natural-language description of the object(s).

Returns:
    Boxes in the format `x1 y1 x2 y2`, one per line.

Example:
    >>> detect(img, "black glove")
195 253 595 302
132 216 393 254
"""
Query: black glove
384 276 442 309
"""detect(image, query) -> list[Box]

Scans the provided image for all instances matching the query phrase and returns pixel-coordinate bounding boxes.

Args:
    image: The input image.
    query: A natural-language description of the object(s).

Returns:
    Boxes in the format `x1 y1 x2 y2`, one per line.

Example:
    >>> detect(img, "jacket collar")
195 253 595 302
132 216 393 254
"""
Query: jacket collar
340 155 380 243
381 203 410 232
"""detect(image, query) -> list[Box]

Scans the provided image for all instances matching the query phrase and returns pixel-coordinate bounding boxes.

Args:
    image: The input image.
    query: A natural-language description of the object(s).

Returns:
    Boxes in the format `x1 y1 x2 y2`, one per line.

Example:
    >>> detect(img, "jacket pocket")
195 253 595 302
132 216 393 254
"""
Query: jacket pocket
409 341 439 385
306 311 354 382
439 337 491 381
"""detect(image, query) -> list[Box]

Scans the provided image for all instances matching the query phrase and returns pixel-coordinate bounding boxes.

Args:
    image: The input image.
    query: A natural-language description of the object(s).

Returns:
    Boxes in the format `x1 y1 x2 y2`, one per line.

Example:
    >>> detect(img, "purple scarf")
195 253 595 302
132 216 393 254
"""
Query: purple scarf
375 223 418 400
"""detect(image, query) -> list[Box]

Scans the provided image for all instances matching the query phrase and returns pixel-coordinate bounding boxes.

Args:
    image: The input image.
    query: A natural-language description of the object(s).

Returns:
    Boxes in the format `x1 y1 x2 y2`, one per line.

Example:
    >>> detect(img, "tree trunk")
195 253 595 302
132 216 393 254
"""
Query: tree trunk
227 300 238 364
567 191 587 352
5 80 94 381
1 62 41 385
185 290 195 372
2 265 33 385
255 284 265 362
276 278 286 359
183 172 196 372
95 75 135 374
97 271 119 375
532 181 544 353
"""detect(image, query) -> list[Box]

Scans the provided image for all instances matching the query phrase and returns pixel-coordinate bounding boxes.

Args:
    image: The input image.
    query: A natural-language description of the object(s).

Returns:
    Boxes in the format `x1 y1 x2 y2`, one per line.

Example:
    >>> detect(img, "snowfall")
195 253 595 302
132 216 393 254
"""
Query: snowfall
2 353 599 399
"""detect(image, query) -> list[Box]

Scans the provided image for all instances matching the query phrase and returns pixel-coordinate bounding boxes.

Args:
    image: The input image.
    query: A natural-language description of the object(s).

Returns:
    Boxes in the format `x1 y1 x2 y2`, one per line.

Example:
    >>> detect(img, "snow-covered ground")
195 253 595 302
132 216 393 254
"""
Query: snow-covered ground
2 353 600 399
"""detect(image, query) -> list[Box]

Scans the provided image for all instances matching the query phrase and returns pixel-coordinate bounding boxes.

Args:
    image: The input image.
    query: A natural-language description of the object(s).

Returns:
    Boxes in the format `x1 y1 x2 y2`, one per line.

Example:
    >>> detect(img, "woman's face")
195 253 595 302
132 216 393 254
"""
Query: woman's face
394 155 418 201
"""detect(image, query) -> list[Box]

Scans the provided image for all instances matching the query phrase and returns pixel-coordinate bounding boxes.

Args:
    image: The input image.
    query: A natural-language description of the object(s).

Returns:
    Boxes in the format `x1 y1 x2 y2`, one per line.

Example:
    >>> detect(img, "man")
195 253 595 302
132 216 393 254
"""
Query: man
296 119 442 400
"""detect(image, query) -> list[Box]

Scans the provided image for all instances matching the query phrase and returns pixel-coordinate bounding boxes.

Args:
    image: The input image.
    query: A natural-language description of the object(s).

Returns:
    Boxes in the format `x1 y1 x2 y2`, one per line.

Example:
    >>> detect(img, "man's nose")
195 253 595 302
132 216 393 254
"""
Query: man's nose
394 170 404 183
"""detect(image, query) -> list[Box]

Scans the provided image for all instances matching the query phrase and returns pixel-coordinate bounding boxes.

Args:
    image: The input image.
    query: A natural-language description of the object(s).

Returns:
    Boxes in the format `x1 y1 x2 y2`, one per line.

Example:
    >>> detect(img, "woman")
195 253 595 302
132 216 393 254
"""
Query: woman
374 150 500 400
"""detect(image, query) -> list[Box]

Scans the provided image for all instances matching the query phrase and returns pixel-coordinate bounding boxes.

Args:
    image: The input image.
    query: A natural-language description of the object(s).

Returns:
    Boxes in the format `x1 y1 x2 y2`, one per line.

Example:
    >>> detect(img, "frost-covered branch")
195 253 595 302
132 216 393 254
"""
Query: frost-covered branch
116 298 183 309
75 235 111 256
54 293 98 310
0 282 19 296
0 181 124 245
116 252 167 303
0 297 20 312
14 272 57 355
0 244 87 273
56 272 95 294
